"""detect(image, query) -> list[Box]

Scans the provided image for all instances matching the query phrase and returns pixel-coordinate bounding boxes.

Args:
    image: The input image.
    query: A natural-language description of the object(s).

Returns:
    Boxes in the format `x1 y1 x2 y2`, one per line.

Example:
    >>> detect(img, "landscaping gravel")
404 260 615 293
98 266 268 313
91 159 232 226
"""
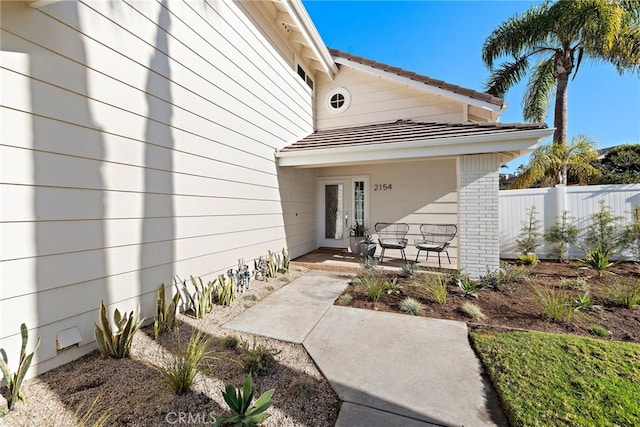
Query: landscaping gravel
0 267 340 426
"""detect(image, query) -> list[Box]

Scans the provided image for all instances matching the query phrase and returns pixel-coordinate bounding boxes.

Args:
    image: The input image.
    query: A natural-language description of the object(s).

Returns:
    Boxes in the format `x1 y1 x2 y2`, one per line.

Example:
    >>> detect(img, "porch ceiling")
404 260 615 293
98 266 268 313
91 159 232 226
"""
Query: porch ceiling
276 120 554 168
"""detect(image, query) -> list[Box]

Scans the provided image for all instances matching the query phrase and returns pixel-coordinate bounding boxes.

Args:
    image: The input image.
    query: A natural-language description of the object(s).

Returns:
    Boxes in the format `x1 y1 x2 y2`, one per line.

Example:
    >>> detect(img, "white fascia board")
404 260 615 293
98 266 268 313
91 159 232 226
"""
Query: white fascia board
334 57 502 113
277 128 554 167
284 0 338 79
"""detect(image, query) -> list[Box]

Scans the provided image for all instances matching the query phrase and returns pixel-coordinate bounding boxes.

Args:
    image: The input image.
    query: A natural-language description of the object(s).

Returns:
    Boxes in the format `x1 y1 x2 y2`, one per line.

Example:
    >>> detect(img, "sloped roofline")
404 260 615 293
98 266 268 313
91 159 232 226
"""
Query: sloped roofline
329 48 504 113
277 120 554 167
282 0 338 78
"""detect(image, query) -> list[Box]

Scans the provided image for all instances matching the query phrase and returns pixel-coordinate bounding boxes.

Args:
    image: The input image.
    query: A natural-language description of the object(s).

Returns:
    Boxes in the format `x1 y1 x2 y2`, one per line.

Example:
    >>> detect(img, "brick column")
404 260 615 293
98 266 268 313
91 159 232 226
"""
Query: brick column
457 153 500 277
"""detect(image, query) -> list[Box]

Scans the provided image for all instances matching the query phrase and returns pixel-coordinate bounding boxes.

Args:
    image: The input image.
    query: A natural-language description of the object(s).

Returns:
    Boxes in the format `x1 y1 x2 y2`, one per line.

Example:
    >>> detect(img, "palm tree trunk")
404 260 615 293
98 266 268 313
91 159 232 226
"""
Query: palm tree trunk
553 51 570 185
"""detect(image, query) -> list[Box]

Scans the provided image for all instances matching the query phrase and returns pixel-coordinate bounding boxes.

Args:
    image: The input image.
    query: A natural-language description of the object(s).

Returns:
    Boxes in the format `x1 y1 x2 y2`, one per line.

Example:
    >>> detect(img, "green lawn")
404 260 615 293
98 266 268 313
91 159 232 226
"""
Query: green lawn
470 331 640 426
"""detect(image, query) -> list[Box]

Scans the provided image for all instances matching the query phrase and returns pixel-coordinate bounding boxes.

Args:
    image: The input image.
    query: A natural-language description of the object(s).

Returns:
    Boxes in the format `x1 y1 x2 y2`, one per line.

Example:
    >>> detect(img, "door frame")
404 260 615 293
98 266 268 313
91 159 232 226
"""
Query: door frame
317 175 370 248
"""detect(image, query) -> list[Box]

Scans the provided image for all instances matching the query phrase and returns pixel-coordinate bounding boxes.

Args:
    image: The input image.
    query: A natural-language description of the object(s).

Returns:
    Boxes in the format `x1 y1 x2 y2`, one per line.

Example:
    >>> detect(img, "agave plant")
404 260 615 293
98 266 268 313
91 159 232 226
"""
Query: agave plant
579 243 618 275
0 323 40 413
214 373 274 427
94 301 143 359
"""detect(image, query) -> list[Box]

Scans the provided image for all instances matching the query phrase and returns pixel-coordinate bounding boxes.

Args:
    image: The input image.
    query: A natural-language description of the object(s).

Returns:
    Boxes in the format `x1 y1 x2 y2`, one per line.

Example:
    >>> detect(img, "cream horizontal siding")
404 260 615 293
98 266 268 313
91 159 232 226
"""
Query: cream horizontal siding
316 67 465 130
0 0 316 375
317 159 458 261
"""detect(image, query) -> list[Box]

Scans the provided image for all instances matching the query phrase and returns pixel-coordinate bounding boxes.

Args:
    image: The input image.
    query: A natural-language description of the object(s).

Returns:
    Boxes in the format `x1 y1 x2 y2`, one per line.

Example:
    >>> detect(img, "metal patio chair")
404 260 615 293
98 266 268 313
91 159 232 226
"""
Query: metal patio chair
414 224 457 268
375 222 409 262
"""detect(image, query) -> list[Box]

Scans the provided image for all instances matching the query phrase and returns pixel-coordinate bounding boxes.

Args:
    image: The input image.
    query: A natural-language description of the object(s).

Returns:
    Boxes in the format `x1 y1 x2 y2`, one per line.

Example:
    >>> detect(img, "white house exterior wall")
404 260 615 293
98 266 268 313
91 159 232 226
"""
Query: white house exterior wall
0 0 315 375
316 159 459 262
315 67 465 130
457 153 501 277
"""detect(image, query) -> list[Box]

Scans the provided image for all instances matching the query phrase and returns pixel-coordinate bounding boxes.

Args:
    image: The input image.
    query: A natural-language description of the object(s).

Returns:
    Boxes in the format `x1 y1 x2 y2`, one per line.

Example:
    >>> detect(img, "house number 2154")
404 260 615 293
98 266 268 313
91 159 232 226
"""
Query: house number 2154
374 184 392 191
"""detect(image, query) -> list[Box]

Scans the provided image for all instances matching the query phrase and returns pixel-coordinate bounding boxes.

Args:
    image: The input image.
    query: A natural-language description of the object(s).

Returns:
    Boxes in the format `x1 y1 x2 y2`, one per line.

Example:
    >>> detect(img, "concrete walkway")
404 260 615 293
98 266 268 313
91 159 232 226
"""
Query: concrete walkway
224 271 507 427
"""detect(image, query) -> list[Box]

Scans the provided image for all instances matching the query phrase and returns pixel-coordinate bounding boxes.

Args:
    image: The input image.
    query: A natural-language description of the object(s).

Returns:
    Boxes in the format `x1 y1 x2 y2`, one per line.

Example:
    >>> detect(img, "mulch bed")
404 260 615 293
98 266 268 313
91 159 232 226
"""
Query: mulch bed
338 260 640 343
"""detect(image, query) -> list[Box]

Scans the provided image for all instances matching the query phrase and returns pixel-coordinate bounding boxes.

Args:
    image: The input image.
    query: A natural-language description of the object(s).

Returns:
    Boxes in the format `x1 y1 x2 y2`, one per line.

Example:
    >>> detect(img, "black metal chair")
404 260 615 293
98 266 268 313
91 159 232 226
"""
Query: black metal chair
375 222 409 262
414 224 457 268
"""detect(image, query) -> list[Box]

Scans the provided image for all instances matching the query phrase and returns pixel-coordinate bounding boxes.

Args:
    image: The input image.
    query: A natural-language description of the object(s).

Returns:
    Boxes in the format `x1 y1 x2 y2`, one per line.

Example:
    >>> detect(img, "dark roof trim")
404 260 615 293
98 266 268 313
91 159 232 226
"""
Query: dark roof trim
329 48 504 107
280 119 549 152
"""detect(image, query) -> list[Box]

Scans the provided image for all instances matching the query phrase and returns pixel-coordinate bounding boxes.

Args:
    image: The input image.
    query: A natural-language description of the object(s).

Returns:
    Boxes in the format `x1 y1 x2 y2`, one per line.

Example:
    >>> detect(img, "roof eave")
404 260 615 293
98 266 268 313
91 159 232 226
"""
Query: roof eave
334 56 502 113
284 0 338 79
276 128 554 168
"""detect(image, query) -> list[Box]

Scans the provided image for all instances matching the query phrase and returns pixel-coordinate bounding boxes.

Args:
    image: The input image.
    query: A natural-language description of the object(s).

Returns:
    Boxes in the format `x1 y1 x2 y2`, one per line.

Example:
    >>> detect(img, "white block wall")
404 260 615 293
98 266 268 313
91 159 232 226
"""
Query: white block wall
457 153 500 277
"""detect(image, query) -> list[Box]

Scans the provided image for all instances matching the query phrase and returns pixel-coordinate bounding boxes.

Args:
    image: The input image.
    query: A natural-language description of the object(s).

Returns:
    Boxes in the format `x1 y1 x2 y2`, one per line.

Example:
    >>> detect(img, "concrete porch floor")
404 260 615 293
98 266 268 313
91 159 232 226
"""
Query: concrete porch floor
291 247 459 274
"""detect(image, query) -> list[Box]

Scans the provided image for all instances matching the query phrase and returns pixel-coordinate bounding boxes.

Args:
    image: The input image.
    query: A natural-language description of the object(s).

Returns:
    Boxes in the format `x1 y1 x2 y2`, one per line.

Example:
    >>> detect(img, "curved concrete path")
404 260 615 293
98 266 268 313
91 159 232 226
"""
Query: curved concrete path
224 271 507 426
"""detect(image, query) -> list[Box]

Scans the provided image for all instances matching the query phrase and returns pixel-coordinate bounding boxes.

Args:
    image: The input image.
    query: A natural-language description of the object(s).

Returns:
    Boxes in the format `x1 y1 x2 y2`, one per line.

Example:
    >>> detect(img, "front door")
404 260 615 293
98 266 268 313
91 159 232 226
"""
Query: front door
318 176 369 248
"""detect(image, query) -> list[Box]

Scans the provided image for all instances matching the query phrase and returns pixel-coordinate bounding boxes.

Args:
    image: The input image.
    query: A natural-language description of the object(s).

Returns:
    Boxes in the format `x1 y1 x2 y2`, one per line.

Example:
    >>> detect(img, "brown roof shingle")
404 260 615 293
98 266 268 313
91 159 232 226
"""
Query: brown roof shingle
329 48 503 107
280 120 548 152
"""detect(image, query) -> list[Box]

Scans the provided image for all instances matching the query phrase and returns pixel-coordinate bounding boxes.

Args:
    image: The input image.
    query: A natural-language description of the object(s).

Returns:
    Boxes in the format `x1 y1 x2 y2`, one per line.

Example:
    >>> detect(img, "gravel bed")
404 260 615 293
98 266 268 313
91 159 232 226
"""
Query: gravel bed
0 267 340 426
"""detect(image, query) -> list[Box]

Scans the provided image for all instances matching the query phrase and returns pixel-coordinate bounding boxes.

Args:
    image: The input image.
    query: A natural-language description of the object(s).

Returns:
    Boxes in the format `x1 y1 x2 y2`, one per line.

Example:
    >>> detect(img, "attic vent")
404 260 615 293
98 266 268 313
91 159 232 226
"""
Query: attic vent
326 87 351 114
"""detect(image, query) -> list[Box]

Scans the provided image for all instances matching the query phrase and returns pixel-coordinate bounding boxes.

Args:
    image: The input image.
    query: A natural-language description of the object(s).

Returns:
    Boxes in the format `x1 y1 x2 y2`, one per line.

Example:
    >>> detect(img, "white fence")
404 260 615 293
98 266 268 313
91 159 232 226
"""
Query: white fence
499 184 640 259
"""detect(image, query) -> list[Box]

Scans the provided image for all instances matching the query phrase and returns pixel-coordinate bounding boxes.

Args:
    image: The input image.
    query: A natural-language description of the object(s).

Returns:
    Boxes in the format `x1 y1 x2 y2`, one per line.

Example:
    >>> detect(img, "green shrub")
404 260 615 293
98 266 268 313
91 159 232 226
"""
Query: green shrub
223 335 241 350
0 323 40 413
359 256 379 275
479 268 500 289
384 277 401 295
361 273 387 302
241 341 281 376
558 277 589 291
153 330 211 395
154 284 180 340
573 291 602 312
579 243 617 275
585 200 626 255
516 204 542 255
243 293 258 302
336 293 353 305
533 287 574 323
607 278 640 308
94 301 143 359
419 274 447 304
214 373 274 427
456 274 478 298
288 375 316 400
587 325 609 337
460 302 486 321
544 210 579 262
516 253 539 265
443 269 464 286
350 276 362 286
400 297 424 315
400 262 419 278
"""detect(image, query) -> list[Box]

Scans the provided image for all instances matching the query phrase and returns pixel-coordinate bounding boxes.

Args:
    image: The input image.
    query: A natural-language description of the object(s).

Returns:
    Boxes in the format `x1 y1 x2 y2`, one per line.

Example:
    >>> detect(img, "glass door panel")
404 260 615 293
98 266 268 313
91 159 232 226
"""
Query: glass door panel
324 184 344 239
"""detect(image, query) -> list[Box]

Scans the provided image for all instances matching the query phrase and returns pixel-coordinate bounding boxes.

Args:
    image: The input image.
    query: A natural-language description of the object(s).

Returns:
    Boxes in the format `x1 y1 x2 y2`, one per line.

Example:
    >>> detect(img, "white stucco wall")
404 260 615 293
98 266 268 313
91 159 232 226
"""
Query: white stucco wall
317 159 459 263
0 0 315 375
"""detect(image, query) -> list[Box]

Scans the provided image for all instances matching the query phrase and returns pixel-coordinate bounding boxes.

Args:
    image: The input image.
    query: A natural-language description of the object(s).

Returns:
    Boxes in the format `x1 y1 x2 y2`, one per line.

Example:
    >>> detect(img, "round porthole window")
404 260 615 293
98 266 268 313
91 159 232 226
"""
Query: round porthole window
326 87 351 114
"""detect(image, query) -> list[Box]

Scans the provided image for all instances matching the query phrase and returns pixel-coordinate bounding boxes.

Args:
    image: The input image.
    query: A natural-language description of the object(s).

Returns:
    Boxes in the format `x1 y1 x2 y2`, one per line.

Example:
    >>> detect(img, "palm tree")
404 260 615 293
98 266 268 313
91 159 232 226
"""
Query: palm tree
511 135 601 189
483 0 640 184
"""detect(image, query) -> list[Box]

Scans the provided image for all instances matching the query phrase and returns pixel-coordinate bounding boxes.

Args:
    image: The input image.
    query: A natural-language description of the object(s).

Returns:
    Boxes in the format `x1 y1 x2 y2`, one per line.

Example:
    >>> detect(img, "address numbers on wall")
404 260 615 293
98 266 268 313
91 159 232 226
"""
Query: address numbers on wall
374 184 392 191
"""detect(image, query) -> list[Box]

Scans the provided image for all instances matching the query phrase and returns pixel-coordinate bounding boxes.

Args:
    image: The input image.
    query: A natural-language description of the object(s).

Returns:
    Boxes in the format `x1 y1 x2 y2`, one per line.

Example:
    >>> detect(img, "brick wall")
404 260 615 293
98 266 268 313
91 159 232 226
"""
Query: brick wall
457 153 500 277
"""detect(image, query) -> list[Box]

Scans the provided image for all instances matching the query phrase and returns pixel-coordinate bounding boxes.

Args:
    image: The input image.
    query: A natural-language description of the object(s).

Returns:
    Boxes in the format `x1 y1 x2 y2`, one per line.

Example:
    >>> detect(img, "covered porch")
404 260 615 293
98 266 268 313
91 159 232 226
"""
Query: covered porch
291 246 459 275
277 120 554 277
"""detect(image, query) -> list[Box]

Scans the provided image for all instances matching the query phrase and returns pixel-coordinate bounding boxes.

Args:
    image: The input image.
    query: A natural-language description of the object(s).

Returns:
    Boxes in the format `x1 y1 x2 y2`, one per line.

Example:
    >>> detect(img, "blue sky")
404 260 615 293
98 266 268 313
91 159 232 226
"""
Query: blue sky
303 0 640 172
